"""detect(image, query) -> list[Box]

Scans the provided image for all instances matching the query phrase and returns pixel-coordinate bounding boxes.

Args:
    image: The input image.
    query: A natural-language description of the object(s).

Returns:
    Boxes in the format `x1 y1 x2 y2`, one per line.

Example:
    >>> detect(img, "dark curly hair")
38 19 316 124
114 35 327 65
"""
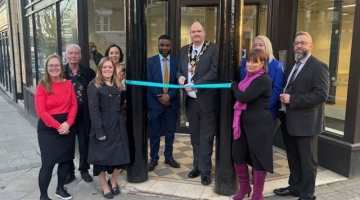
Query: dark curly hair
104 44 124 63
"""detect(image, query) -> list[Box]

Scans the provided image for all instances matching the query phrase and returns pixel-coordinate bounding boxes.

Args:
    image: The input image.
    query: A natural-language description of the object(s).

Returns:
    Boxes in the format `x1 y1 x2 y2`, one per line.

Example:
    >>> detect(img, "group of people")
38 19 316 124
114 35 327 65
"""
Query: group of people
34 19 329 200
231 31 329 200
148 21 329 200
35 43 128 200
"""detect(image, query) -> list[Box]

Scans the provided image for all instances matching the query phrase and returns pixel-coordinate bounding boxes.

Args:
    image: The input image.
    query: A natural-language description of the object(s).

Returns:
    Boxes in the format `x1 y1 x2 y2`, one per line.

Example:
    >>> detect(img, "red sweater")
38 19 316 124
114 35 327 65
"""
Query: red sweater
35 80 78 130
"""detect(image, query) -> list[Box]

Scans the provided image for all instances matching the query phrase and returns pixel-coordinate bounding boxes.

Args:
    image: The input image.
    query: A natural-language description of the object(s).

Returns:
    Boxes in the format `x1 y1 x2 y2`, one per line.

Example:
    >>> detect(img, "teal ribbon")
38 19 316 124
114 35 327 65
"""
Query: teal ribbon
125 80 231 89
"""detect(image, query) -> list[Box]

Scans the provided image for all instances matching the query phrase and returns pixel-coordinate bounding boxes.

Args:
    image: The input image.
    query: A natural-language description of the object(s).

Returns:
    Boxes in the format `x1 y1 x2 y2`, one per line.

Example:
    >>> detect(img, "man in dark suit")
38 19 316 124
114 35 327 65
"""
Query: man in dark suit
147 35 180 172
274 31 329 200
176 21 219 186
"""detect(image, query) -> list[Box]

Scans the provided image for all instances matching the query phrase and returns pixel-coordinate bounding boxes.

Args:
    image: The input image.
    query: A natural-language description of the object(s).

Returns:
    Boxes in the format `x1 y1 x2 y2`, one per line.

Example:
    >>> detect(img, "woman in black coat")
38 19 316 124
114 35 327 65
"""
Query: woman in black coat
87 57 130 199
231 49 274 200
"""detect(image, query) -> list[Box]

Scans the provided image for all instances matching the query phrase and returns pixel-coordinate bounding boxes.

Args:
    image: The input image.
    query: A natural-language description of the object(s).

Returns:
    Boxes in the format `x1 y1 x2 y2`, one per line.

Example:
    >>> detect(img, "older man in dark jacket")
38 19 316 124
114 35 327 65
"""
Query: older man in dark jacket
64 44 96 184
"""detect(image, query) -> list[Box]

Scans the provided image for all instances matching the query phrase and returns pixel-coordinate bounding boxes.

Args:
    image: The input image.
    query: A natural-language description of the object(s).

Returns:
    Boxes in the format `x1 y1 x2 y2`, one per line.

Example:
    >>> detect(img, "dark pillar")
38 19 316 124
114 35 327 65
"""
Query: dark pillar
214 0 240 195
76 0 89 67
126 0 148 183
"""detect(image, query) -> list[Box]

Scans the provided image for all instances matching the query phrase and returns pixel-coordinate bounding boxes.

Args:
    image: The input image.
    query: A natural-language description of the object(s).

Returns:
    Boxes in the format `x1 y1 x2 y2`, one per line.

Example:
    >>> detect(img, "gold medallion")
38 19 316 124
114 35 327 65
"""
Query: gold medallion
187 41 211 76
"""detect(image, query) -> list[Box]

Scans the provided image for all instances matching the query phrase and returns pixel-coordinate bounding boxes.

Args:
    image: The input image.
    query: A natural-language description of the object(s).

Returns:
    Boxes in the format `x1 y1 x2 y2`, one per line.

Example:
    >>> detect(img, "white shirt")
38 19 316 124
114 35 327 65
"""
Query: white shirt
187 42 204 98
284 53 311 90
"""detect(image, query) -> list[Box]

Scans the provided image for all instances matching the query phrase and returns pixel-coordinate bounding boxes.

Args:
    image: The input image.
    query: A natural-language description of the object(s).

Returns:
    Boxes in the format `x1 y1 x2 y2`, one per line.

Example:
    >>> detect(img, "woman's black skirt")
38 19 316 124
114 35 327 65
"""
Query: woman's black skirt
93 164 129 176
37 113 76 165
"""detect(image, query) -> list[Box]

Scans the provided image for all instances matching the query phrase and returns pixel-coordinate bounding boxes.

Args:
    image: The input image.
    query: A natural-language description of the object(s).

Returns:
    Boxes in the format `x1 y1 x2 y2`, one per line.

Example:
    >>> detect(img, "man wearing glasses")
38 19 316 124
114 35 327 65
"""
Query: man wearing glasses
64 44 96 184
275 32 330 200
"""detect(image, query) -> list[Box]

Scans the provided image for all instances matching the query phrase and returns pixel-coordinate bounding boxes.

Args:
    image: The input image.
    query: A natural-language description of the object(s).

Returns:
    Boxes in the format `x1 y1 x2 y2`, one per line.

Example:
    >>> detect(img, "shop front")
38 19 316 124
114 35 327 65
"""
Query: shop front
0 0 13 98
16 0 360 194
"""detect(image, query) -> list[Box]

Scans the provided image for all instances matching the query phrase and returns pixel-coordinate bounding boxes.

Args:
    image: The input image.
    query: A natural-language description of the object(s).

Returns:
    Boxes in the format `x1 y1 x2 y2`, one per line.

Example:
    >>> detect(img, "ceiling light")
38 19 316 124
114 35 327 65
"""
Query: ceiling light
328 7 335 10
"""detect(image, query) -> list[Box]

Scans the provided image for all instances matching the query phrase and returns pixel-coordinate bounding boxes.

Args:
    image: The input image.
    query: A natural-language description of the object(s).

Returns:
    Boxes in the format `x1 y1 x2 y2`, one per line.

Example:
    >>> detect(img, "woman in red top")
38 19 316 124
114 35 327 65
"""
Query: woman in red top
35 54 77 200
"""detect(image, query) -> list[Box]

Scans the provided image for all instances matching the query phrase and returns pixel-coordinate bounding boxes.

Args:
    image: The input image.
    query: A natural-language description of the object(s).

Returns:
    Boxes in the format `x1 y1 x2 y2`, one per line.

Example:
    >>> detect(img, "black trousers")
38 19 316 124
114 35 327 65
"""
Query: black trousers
186 97 216 173
70 110 90 173
281 116 318 199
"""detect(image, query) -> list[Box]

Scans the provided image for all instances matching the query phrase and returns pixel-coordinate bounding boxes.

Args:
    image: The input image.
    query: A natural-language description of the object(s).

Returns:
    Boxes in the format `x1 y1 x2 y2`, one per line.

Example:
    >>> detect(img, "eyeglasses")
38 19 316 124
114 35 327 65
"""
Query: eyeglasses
293 41 309 46
48 64 61 68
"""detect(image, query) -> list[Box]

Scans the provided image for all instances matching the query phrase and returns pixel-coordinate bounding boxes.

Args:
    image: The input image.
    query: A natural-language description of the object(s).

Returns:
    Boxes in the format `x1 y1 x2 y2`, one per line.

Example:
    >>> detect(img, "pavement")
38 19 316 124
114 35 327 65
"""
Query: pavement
1 90 360 200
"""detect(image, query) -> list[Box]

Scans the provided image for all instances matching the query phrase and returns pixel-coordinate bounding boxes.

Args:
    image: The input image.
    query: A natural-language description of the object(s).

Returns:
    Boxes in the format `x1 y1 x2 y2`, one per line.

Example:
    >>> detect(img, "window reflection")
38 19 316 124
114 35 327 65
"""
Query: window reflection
35 5 58 84
60 0 78 64
147 1 166 57
88 0 126 70
27 16 36 87
297 0 355 135
242 5 268 55
0 31 12 92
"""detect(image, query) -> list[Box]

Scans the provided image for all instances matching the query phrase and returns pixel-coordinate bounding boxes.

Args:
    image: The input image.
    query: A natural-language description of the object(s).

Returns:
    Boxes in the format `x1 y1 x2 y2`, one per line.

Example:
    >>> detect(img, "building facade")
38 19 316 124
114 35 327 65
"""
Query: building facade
1 0 359 180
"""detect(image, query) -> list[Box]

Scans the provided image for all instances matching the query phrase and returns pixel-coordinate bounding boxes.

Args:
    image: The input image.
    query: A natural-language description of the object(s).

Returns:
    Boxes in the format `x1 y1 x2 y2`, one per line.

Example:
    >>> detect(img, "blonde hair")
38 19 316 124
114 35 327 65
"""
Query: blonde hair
38 54 64 93
94 57 123 91
254 35 275 63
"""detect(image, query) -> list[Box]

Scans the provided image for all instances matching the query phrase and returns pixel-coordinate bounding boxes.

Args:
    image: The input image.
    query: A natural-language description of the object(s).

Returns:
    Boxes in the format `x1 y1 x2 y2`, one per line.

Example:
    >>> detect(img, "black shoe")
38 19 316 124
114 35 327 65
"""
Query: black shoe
164 158 180 168
107 179 121 195
273 187 299 197
64 174 76 184
188 167 200 178
55 187 72 200
148 159 158 171
102 190 113 199
201 172 211 185
298 197 316 200
80 171 93 182
40 194 52 200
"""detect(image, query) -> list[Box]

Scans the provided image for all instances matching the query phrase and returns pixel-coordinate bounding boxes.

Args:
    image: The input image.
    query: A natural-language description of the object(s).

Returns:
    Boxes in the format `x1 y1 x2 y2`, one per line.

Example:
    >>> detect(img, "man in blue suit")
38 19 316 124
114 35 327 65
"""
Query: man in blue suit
147 35 180 171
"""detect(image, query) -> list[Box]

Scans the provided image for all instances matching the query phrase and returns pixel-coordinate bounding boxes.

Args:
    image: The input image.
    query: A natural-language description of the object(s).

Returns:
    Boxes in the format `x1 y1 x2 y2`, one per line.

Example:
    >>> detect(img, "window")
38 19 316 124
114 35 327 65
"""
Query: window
0 31 12 91
60 0 78 63
88 0 126 71
242 5 268 55
27 15 36 87
34 5 58 85
297 0 355 135
146 0 167 57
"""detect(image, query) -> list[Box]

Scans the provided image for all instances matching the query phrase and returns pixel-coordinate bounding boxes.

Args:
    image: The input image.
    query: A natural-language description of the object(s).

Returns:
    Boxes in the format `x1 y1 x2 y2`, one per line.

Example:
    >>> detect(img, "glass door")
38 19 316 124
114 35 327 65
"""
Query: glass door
177 0 219 133
242 4 268 57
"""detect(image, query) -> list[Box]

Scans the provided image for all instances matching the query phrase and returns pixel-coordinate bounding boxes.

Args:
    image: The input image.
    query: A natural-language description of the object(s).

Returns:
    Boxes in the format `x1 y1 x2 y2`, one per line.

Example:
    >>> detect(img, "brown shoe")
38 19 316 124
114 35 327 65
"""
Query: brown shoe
148 159 158 171
164 158 180 168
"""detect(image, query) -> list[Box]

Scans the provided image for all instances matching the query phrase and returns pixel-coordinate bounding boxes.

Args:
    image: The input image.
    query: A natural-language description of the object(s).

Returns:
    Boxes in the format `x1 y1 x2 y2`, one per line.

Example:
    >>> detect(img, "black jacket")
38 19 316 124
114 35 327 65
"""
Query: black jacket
64 63 96 135
92 51 103 67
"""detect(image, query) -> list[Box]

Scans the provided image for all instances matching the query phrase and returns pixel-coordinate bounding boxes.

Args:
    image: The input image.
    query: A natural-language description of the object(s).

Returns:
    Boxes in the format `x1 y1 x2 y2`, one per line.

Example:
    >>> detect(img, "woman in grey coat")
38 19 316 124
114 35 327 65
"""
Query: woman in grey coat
87 57 130 199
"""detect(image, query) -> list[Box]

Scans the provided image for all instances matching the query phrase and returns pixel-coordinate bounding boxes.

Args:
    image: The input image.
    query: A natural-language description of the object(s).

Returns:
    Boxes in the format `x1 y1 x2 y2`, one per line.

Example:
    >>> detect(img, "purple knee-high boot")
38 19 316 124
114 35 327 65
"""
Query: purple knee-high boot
251 169 266 200
233 164 252 200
